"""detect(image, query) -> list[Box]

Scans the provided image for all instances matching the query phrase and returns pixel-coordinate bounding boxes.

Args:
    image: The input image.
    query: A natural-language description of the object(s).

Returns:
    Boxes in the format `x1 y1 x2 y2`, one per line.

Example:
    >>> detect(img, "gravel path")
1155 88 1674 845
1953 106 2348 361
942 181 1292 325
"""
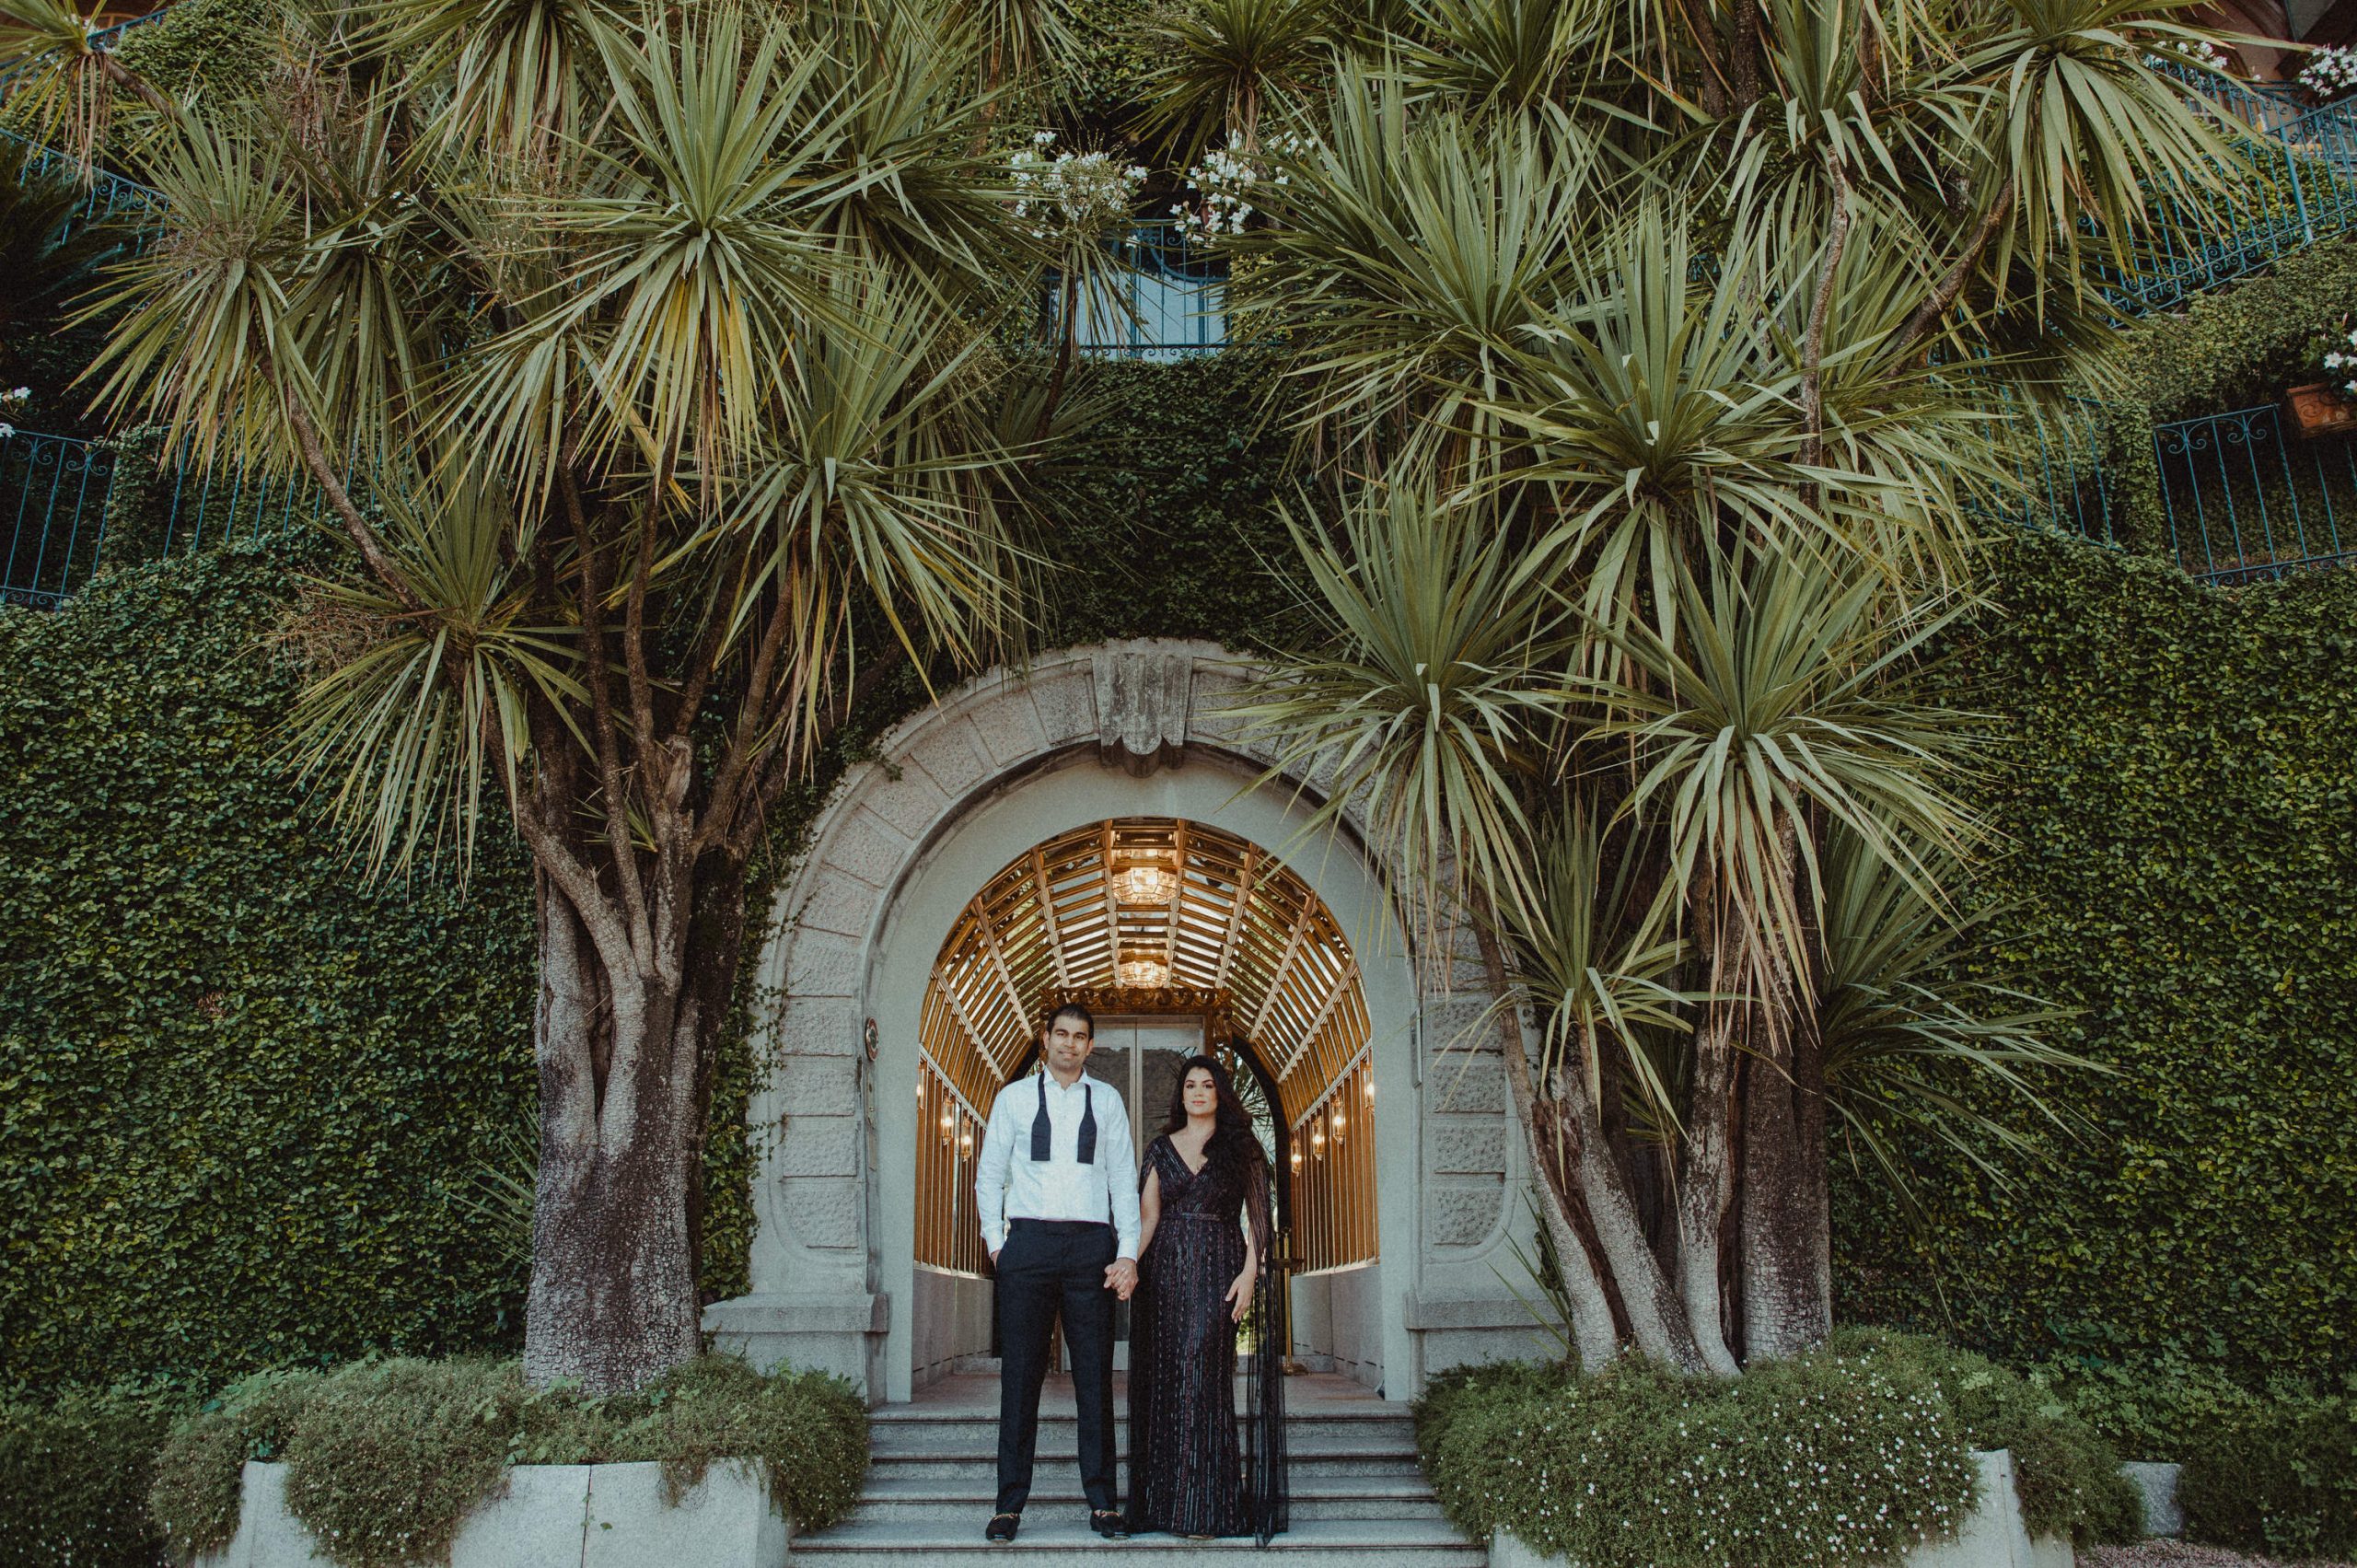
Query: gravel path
2081 1543 2354 1568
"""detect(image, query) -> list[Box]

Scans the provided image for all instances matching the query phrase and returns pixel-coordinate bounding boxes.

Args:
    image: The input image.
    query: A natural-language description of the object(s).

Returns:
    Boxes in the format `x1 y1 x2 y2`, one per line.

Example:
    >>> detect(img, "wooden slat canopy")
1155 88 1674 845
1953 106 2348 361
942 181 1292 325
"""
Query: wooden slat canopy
920 817 1370 1127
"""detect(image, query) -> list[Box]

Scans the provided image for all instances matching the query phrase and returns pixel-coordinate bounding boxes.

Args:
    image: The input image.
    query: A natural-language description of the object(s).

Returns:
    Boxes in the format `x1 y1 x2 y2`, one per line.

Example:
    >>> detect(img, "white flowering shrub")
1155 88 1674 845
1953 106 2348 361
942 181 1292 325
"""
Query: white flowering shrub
1009 131 1147 245
2301 45 2357 102
2323 326 2357 398
1171 133 1313 245
1421 1350 1975 1567
1418 1331 2140 1567
0 386 25 441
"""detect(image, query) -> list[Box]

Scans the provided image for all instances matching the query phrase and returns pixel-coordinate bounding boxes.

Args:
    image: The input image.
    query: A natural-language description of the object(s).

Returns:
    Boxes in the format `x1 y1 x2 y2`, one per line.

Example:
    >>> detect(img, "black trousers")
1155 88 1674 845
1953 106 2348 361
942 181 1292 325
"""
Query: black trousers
994 1218 1119 1514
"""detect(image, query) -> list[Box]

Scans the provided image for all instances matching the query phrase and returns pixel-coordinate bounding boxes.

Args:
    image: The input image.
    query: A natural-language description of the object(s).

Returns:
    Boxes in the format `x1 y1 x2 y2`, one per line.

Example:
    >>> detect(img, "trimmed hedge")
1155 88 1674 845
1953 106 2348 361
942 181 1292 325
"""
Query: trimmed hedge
1418 1336 2046 1568
0 1389 168 1568
0 1355 865 1568
1833 528 2357 1388
1414 1334 2138 1567
1835 1331 2142 1543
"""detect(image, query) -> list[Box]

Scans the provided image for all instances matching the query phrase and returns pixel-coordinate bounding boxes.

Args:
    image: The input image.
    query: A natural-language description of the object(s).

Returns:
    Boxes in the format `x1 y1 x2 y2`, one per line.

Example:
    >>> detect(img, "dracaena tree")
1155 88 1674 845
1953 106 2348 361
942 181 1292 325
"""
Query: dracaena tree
1206 0 2240 1371
0 0 1087 1392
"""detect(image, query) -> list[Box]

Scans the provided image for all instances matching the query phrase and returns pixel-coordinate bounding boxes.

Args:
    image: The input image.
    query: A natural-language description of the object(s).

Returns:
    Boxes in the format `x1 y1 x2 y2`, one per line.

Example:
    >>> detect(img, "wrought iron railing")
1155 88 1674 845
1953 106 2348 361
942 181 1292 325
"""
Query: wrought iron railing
1062 225 1227 360
0 427 336 609
2152 402 2357 584
2 429 115 609
3 123 168 245
1970 392 2119 546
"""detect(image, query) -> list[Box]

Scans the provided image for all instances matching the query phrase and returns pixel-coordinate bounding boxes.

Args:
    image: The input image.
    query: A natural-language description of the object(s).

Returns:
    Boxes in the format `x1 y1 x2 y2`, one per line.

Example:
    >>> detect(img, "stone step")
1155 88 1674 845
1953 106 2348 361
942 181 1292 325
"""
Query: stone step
869 1418 1417 1461
789 1517 1487 1567
853 1475 1445 1525
869 1451 1428 1485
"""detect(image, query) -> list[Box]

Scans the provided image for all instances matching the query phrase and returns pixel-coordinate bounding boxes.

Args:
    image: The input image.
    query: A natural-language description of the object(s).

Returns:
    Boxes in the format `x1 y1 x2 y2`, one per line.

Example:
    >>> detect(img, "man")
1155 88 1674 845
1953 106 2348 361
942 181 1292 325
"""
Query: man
972 1001 1140 1544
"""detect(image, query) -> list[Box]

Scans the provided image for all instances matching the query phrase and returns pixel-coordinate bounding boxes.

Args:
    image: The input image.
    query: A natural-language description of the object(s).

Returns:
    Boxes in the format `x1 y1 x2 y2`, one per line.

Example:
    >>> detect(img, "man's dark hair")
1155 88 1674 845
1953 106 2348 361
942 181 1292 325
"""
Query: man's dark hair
1044 1000 1096 1040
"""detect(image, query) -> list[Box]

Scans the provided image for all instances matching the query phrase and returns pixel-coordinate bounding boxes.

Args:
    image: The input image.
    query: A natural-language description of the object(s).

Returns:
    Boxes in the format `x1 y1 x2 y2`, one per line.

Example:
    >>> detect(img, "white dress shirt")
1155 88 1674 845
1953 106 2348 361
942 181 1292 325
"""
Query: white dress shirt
974 1068 1142 1260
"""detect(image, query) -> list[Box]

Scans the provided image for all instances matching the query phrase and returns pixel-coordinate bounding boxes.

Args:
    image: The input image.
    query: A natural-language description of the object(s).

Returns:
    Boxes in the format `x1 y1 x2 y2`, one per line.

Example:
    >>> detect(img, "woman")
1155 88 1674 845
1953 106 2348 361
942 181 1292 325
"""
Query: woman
1126 1053 1272 1539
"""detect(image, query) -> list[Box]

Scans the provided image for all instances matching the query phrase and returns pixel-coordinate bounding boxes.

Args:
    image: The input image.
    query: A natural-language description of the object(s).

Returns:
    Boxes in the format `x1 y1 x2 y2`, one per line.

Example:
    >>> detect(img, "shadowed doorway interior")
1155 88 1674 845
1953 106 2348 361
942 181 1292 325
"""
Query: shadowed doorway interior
908 817 1383 1389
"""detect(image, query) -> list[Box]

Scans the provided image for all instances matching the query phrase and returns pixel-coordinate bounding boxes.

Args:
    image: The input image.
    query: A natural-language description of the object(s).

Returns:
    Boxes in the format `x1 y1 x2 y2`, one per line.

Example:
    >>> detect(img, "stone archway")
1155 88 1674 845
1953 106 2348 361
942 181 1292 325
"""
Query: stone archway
702 640 1554 1403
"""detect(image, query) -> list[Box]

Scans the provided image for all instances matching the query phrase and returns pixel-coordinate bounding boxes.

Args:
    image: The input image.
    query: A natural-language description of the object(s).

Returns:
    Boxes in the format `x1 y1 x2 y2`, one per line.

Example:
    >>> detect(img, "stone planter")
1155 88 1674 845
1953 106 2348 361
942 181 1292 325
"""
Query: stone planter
194 1458 789 1568
2284 382 2357 438
1490 1450 2072 1568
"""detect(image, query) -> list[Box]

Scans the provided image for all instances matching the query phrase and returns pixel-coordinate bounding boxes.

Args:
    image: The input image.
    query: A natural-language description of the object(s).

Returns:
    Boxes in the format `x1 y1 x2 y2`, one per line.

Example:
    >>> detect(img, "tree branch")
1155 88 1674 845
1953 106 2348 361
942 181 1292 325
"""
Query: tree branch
96 49 173 118
1893 176 2015 366
281 389 422 614
1801 151 1854 483
728 639 908 861
694 559 809 856
569 494 655 965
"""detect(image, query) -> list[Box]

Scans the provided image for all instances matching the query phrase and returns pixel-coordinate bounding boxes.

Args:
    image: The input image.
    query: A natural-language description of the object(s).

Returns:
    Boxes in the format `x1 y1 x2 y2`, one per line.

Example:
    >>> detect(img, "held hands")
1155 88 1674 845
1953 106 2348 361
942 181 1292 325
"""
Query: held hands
1105 1257 1139 1300
1225 1269 1255 1323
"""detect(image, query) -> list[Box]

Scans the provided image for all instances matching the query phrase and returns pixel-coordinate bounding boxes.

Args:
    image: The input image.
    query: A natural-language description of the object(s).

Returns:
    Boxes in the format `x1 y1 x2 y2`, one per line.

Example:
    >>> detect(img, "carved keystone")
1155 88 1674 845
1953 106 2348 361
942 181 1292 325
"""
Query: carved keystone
1092 643 1193 775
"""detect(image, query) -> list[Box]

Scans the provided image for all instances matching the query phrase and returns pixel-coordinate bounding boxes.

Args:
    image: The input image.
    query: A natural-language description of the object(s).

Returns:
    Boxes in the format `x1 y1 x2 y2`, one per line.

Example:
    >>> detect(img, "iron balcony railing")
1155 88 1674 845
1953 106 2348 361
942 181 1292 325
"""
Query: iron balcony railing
2151 402 2357 584
1060 224 1228 360
1 427 339 609
3 123 168 240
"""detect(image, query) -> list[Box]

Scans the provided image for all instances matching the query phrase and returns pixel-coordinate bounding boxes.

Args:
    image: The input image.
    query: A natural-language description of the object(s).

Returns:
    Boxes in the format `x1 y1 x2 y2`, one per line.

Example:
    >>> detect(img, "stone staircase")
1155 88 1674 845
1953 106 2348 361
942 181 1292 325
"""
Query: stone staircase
792 1373 1486 1566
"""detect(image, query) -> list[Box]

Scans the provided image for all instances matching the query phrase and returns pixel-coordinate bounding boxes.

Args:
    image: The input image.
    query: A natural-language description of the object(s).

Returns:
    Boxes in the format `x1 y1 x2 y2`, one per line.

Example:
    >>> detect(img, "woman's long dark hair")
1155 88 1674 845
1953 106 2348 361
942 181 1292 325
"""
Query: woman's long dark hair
1161 1053 1266 1178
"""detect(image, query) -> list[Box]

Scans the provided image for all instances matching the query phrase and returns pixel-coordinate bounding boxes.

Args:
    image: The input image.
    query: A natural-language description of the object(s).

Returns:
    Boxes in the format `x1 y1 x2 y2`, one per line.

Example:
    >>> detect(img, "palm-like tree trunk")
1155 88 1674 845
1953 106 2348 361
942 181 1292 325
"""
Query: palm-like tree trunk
1674 891 1745 1376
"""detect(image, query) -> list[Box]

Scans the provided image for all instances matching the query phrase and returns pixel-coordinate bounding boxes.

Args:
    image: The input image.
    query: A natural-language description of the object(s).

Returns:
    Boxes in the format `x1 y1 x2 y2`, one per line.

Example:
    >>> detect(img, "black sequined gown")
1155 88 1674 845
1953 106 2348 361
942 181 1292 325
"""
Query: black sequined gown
1127 1134 1271 1538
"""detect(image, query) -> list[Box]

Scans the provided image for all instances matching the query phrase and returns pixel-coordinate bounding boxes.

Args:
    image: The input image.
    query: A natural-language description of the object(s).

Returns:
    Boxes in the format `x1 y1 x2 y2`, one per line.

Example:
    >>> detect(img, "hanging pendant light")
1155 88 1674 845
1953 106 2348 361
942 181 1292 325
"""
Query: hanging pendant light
1115 854 1177 905
1116 950 1168 987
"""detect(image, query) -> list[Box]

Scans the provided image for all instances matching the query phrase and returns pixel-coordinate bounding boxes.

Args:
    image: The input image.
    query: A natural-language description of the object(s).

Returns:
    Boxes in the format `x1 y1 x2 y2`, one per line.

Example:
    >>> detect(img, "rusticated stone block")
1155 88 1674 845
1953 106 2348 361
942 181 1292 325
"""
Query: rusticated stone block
971 684 1051 769
825 809 912 889
1430 1122 1508 1175
905 719 991 797
860 766 953 841
765 1121 859 1179
775 1056 859 1116
1431 1052 1508 1114
1419 995 1498 1055
778 1176 863 1249
769 995 860 1059
794 870 879 940
1028 667 1097 747
1426 1179 1504 1248
782 929 862 999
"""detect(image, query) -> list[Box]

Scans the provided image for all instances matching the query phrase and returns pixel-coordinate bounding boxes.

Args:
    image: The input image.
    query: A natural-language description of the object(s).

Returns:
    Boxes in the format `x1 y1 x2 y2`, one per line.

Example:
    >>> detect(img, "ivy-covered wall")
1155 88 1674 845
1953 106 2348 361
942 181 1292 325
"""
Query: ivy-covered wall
0 549 540 1391
1835 528 2357 1386
0 353 1295 1395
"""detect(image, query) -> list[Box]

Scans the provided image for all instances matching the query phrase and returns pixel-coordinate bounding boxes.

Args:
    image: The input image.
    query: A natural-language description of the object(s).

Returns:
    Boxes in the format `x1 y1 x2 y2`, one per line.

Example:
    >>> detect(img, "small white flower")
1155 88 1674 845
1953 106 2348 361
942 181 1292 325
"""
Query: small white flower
0 424 14 440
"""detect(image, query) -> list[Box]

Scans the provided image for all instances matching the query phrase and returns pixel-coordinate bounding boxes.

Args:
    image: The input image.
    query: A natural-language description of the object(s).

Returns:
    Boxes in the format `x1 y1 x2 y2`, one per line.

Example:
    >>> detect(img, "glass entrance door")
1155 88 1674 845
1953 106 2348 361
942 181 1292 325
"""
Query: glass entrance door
1055 1017 1204 1371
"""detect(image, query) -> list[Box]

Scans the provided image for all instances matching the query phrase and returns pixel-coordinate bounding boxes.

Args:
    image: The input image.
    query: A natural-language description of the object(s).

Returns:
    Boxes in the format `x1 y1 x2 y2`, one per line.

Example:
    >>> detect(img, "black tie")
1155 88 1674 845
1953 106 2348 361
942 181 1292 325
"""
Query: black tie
1032 1072 1097 1165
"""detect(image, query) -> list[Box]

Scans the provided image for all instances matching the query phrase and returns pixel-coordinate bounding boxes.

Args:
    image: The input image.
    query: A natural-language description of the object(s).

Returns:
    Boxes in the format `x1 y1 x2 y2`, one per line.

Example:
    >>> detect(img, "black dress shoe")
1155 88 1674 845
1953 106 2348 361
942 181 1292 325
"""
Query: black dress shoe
985 1512 1020 1542
1091 1509 1130 1539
